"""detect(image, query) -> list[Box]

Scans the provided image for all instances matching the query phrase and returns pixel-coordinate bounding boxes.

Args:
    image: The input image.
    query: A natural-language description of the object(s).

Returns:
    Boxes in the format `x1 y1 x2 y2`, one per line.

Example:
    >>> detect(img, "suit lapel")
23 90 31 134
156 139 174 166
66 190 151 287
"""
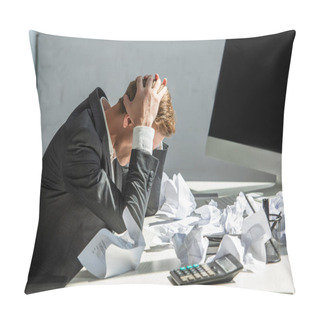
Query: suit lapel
88 87 112 176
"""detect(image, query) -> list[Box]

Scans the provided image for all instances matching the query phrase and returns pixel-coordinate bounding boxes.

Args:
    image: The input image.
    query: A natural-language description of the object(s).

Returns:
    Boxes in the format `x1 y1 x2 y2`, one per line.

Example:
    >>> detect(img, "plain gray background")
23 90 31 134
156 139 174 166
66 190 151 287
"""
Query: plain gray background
30 31 274 182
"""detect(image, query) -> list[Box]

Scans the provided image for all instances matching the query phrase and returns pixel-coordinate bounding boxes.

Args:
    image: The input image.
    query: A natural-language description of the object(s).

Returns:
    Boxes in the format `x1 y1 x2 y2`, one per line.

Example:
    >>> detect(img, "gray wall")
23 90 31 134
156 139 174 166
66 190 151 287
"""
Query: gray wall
30 30 274 182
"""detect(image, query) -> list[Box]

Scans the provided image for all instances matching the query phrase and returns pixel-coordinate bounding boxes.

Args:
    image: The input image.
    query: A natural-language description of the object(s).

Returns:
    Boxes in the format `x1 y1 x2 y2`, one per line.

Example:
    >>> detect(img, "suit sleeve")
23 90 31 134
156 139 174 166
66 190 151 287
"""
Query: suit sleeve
145 143 168 216
118 143 169 216
61 129 159 234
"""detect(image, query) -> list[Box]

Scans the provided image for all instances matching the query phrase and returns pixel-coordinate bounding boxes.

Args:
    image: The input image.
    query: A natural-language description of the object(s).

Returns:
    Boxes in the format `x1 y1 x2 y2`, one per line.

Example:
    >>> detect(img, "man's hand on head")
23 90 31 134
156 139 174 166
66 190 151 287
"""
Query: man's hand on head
123 74 167 127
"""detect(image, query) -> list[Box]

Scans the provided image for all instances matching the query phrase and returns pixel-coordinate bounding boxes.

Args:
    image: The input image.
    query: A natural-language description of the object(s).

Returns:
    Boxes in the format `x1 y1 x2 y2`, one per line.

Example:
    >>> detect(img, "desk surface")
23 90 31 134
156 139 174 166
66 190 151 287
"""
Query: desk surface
69 213 295 294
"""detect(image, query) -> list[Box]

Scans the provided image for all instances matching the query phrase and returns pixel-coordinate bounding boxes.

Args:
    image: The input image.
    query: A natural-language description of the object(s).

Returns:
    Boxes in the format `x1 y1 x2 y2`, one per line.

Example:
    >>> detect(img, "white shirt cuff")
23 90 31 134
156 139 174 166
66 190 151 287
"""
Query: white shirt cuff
132 126 155 155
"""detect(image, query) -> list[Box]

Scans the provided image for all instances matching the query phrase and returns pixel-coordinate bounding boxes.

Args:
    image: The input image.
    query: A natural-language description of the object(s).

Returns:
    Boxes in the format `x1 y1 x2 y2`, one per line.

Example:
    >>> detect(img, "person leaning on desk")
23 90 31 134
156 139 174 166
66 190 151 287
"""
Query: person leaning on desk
25 74 176 294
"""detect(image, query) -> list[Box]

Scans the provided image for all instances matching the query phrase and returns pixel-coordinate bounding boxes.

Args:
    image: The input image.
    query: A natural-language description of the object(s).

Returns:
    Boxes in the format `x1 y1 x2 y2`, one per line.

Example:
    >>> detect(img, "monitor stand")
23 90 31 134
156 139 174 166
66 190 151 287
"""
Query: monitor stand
254 175 282 200
187 175 282 205
187 181 275 197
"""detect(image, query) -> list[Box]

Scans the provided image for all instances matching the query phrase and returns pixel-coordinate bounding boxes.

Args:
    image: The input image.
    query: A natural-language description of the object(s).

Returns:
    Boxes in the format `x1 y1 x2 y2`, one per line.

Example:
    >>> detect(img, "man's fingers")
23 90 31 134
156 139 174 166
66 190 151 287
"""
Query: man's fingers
123 94 130 109
146 75 153 89
153 76 161 92
136 76 143 91
133 74 167 102
158 85 168 99
155 76 167 93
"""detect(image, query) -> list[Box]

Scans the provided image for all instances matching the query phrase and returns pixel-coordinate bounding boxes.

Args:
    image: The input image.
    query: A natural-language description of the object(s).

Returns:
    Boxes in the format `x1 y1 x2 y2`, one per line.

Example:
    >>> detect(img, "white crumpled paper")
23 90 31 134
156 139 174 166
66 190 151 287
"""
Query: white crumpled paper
148 216 209 266
207 207 273 272
150 175 276 272
193 192 261 237
268 191 285 244
78 207 145 278
269 191 284 215
194 200 224 236
172 225 209 266
220 204 244 235
158 173 197 220
148 216 200 245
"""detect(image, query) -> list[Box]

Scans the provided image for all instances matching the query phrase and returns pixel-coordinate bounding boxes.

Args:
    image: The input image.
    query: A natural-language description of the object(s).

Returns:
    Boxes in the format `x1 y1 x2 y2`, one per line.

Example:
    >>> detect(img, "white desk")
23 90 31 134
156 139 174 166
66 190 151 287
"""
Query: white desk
69 216 294 294
68 181 294 294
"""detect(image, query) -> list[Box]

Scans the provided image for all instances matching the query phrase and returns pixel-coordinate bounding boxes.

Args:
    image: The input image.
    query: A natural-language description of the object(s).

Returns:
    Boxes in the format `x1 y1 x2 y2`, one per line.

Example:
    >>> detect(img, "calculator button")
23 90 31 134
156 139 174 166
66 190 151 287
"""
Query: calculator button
194 273 202 279
180 276 189 282
200 271 209 278
212 265 219 273
203 264 213 270
202 264 215 276
212 265 223 275
206 269 215 276
187 275 196 281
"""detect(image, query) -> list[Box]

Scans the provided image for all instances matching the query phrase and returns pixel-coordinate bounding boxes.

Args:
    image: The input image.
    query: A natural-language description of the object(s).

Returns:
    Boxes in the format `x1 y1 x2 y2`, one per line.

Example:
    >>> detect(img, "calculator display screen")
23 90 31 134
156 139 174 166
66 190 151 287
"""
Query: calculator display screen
215 256 236 273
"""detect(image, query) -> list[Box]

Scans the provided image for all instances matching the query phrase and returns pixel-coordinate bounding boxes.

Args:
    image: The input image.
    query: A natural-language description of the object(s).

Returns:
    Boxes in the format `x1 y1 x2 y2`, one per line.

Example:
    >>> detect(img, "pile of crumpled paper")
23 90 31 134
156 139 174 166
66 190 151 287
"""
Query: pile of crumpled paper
147 172 284 272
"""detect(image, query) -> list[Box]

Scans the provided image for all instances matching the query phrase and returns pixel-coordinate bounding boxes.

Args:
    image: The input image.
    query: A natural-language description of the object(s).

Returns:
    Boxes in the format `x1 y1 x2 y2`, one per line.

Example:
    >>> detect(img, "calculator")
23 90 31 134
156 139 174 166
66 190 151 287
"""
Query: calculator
169 254 243 286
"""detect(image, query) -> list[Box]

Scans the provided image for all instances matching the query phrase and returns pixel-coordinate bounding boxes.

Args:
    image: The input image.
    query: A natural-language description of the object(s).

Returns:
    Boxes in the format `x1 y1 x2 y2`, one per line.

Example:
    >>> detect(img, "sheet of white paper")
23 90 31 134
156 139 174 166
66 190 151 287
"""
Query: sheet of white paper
78 207 145 278
207 235 244 265
104 244 144 278
241 208 272 240
241 207 272 271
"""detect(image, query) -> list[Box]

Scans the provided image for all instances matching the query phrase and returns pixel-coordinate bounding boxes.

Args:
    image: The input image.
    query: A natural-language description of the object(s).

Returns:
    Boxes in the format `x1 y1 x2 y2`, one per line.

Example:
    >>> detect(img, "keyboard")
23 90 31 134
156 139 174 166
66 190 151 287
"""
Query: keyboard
194 193 237 209
214 195 238 209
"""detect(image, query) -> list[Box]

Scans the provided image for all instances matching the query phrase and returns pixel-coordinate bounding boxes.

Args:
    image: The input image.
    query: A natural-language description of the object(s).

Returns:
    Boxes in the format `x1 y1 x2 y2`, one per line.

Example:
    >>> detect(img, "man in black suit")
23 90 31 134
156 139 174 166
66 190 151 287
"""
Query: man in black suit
25 74 175 294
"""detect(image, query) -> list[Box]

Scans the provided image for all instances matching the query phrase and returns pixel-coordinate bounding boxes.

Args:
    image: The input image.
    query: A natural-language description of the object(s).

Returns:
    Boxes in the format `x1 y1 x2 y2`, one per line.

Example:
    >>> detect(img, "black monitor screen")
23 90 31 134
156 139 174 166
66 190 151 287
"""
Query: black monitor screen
208 31 295 154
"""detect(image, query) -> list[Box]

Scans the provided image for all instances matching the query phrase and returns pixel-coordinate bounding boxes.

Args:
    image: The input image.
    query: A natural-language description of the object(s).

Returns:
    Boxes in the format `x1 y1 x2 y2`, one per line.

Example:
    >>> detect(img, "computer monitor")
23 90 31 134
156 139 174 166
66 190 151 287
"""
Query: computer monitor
205 31 295 195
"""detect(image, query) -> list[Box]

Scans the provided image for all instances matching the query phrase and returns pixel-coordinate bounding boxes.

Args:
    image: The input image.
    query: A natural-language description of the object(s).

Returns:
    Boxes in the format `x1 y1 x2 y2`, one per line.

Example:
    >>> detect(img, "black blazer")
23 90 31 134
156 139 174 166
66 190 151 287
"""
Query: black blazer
25 87 167 294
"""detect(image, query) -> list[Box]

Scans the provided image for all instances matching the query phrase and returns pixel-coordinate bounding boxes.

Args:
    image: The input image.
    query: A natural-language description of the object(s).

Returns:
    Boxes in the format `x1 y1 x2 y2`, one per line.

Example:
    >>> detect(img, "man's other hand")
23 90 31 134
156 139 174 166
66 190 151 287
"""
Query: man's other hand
123 74 167 127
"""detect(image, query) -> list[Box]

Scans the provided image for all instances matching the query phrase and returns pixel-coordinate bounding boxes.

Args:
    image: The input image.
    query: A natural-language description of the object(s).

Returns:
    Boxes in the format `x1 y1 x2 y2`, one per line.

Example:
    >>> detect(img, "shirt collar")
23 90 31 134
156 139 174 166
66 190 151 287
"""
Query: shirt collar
100 97 116 162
